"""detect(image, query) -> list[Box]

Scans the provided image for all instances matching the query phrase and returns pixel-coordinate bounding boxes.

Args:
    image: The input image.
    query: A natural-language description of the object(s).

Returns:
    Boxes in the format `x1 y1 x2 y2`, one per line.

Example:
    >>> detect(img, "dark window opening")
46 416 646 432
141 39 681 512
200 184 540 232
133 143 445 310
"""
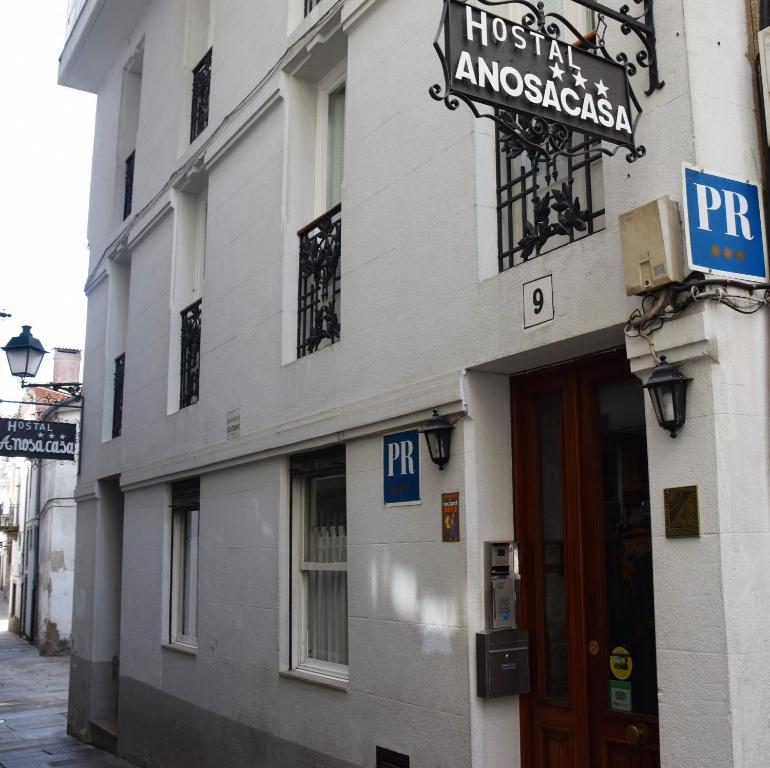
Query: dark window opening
180 299 202 409
297 204 341 359
190 48 213 143
496 122 605 272
123 151 135 220
304 0 322 16
376 747 410 768
112 353 125 438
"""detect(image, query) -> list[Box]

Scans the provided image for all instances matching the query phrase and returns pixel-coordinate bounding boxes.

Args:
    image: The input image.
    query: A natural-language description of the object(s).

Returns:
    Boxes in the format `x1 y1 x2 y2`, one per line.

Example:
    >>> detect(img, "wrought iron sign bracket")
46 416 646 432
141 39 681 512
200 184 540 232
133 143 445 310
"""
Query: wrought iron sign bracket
430 0 665 176
571 0 663 97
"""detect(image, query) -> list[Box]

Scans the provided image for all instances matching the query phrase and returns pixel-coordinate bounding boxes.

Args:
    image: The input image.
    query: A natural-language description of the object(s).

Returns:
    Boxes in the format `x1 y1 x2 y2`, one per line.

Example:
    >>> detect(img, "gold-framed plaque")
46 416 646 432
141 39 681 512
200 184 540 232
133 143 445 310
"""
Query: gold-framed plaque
664 485 700 537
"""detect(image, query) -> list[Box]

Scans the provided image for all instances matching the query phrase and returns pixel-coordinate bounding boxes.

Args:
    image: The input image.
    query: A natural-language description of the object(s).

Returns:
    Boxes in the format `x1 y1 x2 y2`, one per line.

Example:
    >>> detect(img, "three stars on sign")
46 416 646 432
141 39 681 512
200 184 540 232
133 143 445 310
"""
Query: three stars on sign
547 63 608 98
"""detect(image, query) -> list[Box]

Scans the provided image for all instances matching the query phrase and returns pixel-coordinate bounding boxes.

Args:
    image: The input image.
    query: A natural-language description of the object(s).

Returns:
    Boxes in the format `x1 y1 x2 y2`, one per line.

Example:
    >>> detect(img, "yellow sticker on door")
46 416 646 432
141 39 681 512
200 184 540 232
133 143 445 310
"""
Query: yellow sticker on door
609 647 633 680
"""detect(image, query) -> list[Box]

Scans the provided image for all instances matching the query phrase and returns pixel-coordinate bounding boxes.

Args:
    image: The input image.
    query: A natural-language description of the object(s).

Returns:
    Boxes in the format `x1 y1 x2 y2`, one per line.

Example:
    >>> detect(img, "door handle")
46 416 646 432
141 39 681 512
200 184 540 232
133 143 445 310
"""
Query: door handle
625 723 649 746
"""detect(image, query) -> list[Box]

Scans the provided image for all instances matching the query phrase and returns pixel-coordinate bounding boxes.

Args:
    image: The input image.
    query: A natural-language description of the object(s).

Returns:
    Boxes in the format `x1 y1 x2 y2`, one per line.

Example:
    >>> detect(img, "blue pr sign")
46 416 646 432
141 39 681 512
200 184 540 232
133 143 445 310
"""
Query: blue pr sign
383 429 421 505
682 164 768 283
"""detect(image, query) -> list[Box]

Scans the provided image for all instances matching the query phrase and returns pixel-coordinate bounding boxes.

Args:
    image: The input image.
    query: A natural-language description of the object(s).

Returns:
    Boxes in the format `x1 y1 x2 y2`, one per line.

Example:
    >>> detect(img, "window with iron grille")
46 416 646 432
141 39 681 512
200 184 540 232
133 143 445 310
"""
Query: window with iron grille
376 747 410 768
297 204 341 358
496 123 605 273
123 151 135 220
112 353 125 439
190 48 212 143
180 299 202 409
304 0 322 15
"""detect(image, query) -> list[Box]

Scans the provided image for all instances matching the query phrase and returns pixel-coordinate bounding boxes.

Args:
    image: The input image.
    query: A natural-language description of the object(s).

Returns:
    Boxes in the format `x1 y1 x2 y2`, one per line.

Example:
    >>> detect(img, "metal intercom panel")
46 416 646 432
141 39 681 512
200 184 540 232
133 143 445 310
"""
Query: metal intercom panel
484 542 520 630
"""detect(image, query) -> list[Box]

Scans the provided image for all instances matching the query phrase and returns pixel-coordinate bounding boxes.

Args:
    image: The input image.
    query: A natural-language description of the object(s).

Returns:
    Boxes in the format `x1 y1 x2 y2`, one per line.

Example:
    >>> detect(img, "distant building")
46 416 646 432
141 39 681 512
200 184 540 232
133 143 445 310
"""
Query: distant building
1 348 81 654
59 1 770 768
0 456 27 634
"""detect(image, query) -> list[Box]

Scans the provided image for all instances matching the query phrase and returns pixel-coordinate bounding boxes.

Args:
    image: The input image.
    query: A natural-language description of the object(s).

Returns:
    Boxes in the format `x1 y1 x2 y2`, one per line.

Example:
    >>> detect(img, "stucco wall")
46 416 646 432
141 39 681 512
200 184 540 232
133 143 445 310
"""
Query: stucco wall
66 0 770 767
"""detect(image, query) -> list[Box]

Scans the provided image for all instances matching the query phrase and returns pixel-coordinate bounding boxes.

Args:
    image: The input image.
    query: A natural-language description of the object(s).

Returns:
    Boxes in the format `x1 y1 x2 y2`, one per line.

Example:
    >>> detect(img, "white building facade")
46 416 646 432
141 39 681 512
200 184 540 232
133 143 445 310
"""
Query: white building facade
60 1 770 767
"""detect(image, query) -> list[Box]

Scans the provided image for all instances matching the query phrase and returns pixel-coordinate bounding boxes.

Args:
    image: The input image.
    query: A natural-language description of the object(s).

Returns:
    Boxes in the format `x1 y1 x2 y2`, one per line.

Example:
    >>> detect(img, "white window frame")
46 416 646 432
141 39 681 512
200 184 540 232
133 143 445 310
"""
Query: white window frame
314 62 347 215
291 472 348 681
169 499 199 650
167 183 207 415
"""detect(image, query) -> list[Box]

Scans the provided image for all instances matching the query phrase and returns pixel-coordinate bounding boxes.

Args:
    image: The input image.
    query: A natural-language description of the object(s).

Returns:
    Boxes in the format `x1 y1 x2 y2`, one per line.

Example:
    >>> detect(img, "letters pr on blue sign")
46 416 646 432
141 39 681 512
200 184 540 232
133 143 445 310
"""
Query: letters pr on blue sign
383 429 421 505
682 164 768 283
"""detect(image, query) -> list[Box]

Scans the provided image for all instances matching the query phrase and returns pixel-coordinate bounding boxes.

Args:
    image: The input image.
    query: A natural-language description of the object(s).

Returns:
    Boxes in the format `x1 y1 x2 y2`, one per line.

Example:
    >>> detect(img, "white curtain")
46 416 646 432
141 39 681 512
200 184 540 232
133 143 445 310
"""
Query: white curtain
306 524 348 665
182 508 199 638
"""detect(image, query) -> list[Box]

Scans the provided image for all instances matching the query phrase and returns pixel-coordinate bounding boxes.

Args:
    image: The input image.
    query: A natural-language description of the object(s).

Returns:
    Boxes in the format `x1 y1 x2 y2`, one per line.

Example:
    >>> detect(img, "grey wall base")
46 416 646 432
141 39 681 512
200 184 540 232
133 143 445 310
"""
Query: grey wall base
67 655 115 743
117 675 359 768
68 655 117 742
67 654 93 741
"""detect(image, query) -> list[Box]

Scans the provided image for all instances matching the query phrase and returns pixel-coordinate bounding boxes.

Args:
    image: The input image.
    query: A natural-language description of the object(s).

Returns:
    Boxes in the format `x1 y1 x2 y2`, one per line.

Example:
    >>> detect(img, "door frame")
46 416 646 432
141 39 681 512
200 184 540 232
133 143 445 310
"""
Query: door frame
512 351 659 768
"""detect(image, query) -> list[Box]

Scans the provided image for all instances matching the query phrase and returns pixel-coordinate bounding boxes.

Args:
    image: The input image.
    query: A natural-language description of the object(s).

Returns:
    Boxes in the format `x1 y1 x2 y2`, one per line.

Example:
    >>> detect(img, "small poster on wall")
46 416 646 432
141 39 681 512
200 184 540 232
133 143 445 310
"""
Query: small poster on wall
442 492 460 542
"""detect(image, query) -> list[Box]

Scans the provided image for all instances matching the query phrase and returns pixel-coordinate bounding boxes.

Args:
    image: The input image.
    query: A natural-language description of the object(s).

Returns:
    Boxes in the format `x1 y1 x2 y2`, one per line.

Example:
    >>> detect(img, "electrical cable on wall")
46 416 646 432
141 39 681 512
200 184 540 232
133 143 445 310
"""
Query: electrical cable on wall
624 276 770 358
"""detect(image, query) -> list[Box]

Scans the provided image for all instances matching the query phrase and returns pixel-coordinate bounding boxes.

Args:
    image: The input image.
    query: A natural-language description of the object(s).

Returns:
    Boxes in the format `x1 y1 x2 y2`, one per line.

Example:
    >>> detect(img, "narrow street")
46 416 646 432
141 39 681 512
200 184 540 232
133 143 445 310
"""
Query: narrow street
0 592 134 768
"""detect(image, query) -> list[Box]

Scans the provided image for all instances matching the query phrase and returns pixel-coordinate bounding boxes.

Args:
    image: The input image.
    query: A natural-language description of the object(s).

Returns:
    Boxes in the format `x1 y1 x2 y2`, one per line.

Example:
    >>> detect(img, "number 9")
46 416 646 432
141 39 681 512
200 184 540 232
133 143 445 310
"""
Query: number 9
533 288 544 315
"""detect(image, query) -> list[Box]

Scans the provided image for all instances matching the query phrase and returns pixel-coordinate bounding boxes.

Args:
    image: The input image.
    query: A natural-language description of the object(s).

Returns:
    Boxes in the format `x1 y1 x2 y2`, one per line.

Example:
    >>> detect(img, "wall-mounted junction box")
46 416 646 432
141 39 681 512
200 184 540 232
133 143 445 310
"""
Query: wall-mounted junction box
619 196 684 295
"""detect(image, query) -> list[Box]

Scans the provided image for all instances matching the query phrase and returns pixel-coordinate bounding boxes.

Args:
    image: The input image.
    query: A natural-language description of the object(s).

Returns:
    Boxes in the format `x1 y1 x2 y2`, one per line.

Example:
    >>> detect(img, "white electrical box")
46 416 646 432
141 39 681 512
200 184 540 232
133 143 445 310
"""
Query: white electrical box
619 196 684 295
759 27 770 147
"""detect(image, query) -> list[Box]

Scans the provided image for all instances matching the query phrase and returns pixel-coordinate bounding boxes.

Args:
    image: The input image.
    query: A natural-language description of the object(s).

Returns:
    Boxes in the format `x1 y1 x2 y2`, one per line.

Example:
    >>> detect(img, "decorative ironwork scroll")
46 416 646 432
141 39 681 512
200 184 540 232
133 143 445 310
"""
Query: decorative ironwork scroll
190 48 212 143
430 0 663 176
112 353 125 439
180 299 202 409
297 204 342 358
497 127 604 270
123 150 135 221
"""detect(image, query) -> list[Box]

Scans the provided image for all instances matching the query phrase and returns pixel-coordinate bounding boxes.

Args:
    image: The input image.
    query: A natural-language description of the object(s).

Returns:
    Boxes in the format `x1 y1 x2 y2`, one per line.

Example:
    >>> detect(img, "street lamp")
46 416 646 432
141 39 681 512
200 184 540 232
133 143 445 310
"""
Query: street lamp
1 325 82 407
643 356 691 438
420 409 454 470
2 326 47 385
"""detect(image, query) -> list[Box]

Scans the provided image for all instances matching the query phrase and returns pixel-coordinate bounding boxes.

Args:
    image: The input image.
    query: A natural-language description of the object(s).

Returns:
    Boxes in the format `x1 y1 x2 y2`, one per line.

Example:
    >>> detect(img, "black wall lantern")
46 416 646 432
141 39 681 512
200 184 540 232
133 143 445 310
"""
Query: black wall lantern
3 326 47 384
643 356 691 438
421 409 453 470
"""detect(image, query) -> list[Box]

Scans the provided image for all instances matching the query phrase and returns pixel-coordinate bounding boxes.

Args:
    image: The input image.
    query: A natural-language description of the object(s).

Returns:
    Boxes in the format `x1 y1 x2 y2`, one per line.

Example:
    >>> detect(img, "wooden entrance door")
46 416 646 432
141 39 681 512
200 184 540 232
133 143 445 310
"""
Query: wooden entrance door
512 354 660 768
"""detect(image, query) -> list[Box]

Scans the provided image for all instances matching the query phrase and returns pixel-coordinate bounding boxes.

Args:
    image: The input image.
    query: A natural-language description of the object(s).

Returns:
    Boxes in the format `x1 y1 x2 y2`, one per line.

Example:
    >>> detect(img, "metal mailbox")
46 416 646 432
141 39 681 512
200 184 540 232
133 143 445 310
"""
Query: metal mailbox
476 628 530 698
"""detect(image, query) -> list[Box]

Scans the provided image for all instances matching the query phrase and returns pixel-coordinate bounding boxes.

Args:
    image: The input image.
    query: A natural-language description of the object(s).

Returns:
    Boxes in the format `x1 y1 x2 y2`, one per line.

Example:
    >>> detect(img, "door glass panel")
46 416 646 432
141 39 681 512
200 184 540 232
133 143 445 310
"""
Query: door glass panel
598 379 658 717
538 394 568 702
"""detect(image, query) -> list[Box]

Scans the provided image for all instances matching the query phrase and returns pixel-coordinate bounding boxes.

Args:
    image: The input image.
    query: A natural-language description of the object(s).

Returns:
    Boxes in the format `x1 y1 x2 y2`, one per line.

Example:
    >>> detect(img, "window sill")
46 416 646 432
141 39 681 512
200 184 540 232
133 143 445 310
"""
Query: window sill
162 642 198 656
280 668 348 692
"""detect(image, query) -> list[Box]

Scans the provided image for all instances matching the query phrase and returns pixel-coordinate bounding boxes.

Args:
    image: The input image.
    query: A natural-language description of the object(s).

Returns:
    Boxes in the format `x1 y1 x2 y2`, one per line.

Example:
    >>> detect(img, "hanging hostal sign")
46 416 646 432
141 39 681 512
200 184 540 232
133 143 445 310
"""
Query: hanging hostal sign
0 418 78 461
442 0 635 149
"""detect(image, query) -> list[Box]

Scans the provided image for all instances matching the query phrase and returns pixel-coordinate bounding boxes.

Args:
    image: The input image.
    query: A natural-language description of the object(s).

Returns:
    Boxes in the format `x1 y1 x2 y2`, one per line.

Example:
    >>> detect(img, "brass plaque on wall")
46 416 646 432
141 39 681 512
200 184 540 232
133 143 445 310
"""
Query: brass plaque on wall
664 486 700 537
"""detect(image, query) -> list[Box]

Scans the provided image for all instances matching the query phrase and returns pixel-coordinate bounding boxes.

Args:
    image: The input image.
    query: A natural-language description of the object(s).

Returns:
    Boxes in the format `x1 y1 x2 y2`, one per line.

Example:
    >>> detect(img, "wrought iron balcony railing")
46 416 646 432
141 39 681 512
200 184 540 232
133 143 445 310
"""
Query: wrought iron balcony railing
180 300 202 409
190 48 213 143
123 151 135 220
297 204 341 358
0 512 19 532
112 354 125 439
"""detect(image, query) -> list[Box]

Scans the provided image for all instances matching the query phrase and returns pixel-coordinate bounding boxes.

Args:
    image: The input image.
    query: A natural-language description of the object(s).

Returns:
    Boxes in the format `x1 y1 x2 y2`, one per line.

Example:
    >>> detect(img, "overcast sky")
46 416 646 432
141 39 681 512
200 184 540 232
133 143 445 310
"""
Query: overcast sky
0 4 95 415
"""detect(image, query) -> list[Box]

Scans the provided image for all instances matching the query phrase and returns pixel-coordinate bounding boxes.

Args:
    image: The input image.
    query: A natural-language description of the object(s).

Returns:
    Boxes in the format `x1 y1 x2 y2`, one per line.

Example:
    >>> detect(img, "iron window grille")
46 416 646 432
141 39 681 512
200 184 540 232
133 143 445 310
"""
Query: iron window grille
190 48 213 143
496 122 605 272
123 151 135 220
304 0 322 15
180 299 202 409
112 353 125 439
297 204 341 359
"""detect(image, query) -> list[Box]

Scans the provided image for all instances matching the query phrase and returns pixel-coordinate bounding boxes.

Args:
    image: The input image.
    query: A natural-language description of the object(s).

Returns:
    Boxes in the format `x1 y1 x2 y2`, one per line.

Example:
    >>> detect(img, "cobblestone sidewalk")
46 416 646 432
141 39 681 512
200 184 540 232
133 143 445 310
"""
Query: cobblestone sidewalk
0 591 136 768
